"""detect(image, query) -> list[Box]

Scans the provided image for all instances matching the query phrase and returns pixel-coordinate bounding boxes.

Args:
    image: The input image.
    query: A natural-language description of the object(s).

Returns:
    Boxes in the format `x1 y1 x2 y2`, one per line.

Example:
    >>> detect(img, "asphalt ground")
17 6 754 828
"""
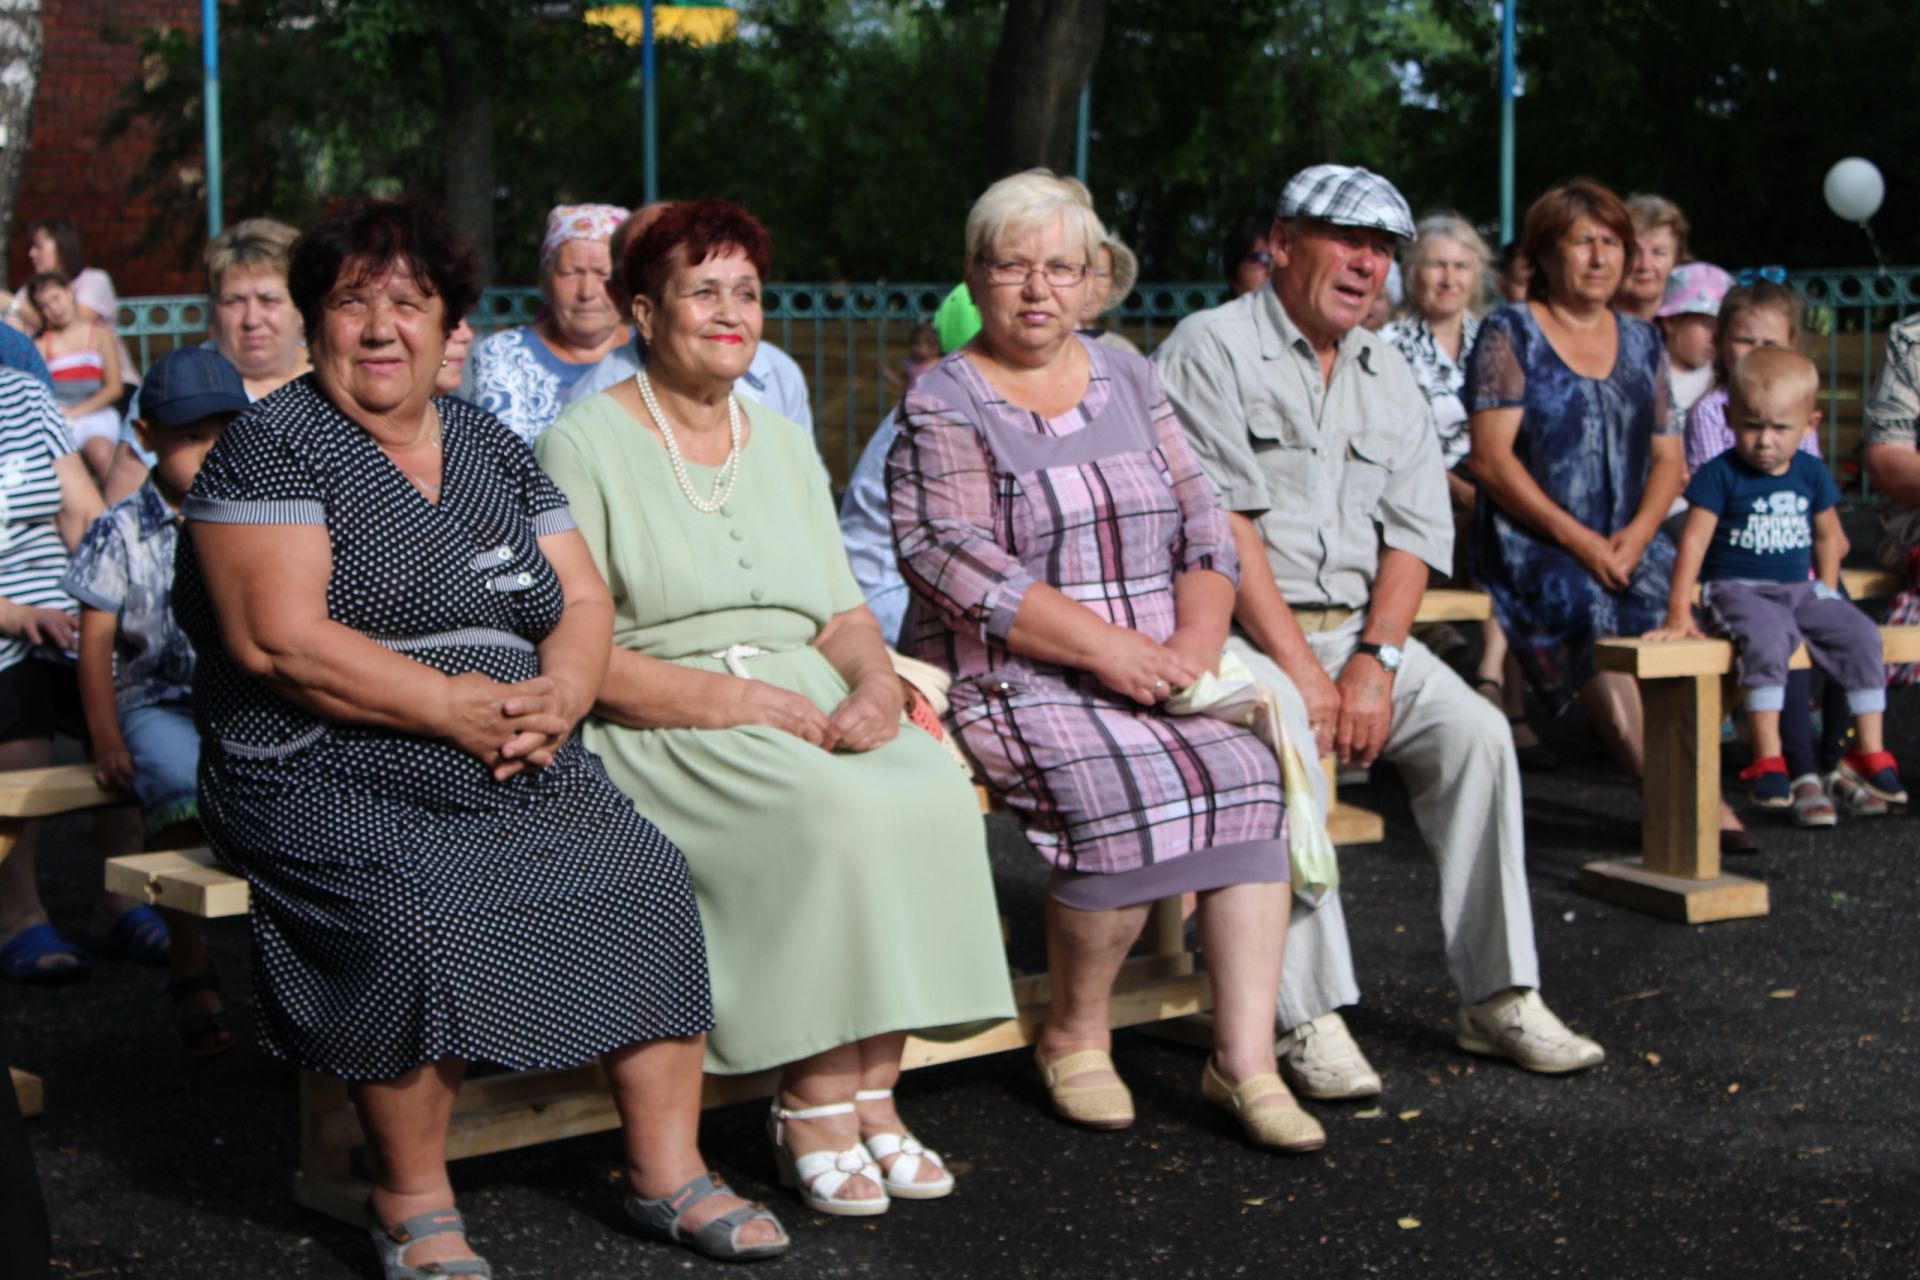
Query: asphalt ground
5 692 1919 1279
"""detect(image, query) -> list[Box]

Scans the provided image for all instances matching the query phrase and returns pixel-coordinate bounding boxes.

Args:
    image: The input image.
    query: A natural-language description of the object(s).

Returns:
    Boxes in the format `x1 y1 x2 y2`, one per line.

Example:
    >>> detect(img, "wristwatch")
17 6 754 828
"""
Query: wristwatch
1355 641 1404 673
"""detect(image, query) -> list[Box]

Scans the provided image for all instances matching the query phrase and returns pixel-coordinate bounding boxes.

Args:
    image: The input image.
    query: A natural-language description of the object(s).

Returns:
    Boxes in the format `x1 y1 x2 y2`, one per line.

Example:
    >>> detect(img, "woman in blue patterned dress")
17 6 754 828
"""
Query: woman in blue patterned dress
1465 180 1718 818
889 171 1321 1155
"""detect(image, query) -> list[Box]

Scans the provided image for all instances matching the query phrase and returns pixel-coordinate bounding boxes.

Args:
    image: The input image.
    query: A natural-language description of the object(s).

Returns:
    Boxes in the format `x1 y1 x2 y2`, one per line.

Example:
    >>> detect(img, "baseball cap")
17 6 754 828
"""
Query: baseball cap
140 347 249 429
1657 262 1734 319
1276 165 1416 242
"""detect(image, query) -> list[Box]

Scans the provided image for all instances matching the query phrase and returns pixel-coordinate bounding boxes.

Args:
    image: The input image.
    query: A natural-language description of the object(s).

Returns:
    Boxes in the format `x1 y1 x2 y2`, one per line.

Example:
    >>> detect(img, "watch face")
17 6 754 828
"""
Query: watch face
1375 643 1404 670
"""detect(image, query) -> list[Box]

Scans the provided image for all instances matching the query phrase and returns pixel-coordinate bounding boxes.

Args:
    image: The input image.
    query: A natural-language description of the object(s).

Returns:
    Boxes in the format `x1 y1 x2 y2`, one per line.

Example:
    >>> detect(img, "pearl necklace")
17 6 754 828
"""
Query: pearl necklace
635 367 742 514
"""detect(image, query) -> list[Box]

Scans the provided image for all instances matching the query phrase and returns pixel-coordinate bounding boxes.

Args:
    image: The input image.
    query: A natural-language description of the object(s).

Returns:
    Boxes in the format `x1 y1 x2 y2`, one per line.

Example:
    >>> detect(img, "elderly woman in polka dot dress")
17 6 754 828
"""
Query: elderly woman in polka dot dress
174 198 791 1273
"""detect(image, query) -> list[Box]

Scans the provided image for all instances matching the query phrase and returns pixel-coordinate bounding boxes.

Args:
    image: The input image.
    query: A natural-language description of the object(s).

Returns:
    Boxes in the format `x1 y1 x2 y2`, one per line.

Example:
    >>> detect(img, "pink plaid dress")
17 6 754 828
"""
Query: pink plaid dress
889 339 1286 888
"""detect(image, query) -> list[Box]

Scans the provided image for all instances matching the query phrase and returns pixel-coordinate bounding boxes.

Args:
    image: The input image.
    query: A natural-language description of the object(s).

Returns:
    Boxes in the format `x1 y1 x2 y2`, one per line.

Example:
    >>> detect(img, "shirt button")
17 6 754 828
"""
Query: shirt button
497 545 513 562
516 572 532 586
750 588 766 602
720 506 733 518
729 529 744 542
738 556 753 569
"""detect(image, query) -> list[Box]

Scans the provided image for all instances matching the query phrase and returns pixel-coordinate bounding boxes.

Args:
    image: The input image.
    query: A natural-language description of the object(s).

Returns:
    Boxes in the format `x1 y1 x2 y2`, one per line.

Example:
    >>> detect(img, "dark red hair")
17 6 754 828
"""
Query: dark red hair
1521 178 1636 303
620 199 773 309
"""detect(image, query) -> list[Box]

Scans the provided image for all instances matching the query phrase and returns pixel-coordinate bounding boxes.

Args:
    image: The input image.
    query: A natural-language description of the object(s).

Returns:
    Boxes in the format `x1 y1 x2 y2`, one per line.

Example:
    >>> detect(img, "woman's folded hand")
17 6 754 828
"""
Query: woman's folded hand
1089 627 1200 706
824 675 903 754
725 677 832 748
443 672 571 780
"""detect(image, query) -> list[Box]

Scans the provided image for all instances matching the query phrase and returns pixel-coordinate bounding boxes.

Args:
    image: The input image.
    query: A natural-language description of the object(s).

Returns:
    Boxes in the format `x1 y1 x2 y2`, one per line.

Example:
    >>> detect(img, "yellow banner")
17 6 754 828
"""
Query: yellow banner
586 5 739 46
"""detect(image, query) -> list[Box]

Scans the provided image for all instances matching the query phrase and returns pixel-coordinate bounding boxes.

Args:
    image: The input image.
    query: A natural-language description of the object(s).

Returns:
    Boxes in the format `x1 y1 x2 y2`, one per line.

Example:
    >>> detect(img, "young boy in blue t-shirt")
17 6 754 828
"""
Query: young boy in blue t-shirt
1650 346 1903 809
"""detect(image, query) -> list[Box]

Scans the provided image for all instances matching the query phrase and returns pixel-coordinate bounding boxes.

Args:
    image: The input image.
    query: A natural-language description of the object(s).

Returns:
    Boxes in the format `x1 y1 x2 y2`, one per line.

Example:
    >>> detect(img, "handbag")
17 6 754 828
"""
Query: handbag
1163 651 1340 906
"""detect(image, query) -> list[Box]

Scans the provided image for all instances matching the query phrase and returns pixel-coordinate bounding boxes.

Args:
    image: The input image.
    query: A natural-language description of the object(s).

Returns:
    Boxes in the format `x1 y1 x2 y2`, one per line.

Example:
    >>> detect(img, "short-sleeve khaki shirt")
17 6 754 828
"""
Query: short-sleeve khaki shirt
1154 286 1452 608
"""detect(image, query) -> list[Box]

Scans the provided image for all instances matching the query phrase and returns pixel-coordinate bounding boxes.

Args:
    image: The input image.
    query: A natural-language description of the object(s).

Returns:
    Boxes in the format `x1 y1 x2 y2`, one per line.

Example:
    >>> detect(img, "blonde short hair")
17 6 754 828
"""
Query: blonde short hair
1101 233 1138 313
204 218 300 295
1626 193 1691 262
1730 345 1820 417
964 169 1105 270
1402 213 1492 316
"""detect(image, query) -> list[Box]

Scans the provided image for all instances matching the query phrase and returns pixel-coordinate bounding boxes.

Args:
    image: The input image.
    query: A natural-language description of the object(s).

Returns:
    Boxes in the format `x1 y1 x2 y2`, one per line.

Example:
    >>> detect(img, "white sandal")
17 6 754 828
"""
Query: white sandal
766 1099 889 1216
854 1088 955 1200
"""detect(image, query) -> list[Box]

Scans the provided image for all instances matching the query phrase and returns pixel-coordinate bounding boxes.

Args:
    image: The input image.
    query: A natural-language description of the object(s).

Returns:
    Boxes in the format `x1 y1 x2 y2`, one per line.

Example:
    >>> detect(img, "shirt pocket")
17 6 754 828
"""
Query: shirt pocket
1344 430 1398 516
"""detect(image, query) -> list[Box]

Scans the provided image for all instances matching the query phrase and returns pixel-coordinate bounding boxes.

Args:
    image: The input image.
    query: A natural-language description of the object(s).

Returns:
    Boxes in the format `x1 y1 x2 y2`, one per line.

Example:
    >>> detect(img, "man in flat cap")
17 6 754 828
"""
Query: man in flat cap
1155 165 1603 1102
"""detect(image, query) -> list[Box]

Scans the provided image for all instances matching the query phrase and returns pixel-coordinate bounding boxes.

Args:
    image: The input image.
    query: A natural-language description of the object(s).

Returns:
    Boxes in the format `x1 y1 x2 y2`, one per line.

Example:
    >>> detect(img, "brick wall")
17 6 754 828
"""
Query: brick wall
8 0 206 298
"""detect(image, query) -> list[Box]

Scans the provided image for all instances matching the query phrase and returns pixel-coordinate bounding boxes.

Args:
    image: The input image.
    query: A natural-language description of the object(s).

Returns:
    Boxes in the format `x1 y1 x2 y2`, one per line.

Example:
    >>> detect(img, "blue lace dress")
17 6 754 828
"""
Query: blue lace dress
1465 304 1678 712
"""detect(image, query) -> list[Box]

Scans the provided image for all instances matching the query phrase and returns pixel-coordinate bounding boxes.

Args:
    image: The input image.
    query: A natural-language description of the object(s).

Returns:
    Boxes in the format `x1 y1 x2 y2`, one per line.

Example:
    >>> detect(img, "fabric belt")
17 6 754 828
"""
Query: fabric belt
710 643 768 679
1289 605 1357 634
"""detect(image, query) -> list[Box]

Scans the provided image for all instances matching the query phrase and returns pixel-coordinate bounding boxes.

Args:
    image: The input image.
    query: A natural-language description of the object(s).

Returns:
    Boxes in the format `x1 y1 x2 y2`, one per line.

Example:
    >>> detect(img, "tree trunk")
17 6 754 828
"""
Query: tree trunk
986 0 1105 178
434 29 496 288
0 1 44 256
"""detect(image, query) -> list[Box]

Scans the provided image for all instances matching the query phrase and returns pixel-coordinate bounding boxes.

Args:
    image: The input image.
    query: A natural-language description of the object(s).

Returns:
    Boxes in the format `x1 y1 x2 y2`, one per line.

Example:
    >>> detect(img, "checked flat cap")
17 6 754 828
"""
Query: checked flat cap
1276 165 1416 241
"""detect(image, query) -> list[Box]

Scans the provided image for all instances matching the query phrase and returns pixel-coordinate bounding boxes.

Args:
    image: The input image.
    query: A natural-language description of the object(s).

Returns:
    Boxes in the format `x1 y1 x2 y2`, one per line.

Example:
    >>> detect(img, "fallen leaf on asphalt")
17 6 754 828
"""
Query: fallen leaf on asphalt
1244 1195 1270 1206
1398 1217 1421 1229
1643 1051 1662 1065
1727 1082 1741 1093
1858 1034 1876 1046
1769 988 1797 998
1611 988 1664 1005
1354 1106 1384 1119
1397 1109 1421 1120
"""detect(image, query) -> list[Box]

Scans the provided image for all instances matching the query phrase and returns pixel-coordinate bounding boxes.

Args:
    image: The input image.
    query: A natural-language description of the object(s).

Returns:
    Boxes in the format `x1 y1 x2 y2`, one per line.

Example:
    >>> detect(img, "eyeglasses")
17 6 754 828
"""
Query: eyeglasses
1737 265 1788 286
1242 250 1274 267
978 259 1090 288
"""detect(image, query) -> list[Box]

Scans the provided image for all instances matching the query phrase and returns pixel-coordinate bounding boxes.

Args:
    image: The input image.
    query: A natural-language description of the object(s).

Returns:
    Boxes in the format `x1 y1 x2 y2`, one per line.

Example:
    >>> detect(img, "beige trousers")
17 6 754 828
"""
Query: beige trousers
1228 613 1540 1029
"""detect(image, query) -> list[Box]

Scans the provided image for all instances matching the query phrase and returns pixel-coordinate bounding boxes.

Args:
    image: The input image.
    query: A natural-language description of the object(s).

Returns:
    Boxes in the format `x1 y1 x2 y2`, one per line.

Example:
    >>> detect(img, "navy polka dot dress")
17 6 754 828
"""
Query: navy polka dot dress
173 376 713 1081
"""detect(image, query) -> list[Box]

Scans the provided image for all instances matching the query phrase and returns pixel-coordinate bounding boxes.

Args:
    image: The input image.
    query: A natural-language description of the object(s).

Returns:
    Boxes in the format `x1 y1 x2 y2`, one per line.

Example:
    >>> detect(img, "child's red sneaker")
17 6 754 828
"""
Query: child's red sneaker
1837 750 1907 807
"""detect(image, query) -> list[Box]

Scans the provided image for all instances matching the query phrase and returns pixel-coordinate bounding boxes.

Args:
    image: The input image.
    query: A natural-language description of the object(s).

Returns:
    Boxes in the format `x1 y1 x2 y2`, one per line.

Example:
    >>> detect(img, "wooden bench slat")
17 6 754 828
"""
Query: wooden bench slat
9 1067 42 1118
0 765 126 821
1597 625 1920 678
1413 588 1493 622
104 848 251 918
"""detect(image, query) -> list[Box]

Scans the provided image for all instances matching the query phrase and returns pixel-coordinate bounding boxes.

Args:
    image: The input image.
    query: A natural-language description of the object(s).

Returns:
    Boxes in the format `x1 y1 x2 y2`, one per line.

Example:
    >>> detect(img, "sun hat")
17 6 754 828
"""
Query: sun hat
138 347 249 428
1276 165 1416 242
1658 262 1734 318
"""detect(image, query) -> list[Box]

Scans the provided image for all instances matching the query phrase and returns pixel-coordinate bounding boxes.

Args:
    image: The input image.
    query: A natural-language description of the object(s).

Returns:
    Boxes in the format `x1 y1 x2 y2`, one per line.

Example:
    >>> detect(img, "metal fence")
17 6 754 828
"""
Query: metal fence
114 269 1918 491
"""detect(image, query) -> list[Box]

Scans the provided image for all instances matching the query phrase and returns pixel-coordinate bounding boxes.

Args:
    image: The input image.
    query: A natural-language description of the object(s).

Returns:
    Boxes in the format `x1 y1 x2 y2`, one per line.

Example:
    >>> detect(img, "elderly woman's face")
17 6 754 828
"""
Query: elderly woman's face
313 262 448 419
544 238 619 347
213 263 303 381
1079 245 1115 326
434 317 476 396
972 218 1091 362
1411 234 1477 323
1620 224 1676 309
633 247 763 390
1547 215 1626 309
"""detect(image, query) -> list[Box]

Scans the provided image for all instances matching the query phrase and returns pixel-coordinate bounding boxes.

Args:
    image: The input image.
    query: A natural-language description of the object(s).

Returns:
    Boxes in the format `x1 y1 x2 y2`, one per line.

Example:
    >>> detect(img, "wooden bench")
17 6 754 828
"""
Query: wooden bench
1 764 135 1119
1590 597 1919 925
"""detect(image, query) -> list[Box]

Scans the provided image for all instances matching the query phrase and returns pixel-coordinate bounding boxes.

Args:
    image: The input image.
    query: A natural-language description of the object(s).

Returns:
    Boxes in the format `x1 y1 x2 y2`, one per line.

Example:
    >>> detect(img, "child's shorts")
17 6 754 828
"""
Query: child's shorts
121 701 200 835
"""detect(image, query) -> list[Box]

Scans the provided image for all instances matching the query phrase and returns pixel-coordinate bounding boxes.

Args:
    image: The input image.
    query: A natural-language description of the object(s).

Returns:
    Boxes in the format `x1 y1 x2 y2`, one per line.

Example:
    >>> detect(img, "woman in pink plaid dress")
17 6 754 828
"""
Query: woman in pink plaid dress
888 172 1321 1155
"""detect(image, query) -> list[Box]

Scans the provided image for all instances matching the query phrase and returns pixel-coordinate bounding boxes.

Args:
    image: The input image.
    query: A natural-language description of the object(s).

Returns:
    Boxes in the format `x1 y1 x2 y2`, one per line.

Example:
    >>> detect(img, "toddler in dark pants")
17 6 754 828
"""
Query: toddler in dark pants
1650 346 1905 811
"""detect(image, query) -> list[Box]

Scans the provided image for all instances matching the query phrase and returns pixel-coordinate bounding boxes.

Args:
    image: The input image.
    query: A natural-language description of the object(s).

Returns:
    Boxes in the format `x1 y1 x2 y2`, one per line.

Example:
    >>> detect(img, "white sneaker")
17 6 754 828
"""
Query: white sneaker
1276 1012 1383 1100
1455 989 1604 1074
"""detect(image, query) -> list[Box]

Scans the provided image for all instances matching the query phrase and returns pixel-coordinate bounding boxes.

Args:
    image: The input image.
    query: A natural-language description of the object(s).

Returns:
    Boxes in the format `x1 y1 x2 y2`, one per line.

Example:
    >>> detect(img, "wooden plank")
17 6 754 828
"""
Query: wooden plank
1640 673 1721 880
1599 626 1920 677
1328 801 1384 846
1841 567 1900 600
1413 588 1493 622
0 765 126 819
104 849 250 919
1582 859 1769 924
9 1067 43 1118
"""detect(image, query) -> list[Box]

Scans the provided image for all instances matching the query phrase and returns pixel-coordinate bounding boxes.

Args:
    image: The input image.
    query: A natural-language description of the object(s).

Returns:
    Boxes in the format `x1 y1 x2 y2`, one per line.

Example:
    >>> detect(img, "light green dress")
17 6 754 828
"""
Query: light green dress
537 392 1015 1075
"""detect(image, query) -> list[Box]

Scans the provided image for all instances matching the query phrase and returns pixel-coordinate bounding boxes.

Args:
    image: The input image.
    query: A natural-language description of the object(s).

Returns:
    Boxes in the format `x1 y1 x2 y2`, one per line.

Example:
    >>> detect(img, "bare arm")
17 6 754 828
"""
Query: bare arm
1333 546 1427 767
1163 567 1236 677
812 604 904 752
1812 507 1845 589
102 441 150 506
76 609 132 790
1647 505 1716 640
54 453 104 548
191 520 564 775
1864 443 1920 506
497 529 617 769
1613 435 1686 565
1226 510 1339 755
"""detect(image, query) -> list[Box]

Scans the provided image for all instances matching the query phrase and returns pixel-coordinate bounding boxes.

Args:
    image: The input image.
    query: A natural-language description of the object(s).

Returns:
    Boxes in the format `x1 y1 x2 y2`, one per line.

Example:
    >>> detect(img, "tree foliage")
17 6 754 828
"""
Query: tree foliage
104 0 1920 287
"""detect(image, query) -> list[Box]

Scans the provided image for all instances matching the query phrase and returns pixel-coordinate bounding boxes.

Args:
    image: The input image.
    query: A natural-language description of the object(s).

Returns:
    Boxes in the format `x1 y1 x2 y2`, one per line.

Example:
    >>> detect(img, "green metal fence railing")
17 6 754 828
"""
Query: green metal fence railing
113 270 1914 491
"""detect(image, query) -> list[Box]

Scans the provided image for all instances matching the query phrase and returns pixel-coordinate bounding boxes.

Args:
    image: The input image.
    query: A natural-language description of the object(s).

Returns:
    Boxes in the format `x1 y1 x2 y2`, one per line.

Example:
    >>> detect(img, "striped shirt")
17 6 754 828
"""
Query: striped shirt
0 368 78 671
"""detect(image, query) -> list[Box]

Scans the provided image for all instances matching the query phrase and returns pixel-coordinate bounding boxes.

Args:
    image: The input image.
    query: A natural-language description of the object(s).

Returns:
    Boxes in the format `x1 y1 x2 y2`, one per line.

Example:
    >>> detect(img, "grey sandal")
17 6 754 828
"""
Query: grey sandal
625 1171 792 1262
369 1206 493 1278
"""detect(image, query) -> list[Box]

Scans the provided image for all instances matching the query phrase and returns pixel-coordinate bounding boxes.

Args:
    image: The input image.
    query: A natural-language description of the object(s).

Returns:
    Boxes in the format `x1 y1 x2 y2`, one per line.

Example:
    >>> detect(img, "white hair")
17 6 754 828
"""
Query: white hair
1402 212 1494 318
964 169 1106 269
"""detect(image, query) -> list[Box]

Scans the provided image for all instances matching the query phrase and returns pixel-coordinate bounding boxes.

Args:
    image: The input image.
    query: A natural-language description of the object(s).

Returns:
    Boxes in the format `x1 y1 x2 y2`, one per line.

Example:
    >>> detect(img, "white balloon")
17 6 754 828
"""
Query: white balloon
1824 157 1885 223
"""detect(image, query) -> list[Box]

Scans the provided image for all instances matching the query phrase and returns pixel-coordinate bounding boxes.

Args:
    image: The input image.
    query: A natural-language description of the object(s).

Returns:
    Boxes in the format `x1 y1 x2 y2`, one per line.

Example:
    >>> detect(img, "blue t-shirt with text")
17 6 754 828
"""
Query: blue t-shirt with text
1684 451 1839 583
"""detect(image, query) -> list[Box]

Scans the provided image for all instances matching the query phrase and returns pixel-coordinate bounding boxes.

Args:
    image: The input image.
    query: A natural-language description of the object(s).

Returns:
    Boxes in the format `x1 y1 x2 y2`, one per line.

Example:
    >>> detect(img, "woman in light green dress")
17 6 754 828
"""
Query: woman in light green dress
536 199 1012 1219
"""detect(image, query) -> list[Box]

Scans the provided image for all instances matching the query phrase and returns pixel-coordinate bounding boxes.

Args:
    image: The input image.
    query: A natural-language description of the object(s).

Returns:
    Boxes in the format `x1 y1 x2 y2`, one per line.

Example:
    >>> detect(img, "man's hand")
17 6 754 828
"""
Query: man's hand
1334 652 1394 767
1288 661 1343 759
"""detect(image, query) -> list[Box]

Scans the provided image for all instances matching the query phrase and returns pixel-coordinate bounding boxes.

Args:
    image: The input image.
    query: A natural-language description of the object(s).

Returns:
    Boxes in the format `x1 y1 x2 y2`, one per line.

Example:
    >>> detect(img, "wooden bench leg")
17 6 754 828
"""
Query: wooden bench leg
9 1066 42 1119
1583 672 1769 923
291 1070 370 1226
